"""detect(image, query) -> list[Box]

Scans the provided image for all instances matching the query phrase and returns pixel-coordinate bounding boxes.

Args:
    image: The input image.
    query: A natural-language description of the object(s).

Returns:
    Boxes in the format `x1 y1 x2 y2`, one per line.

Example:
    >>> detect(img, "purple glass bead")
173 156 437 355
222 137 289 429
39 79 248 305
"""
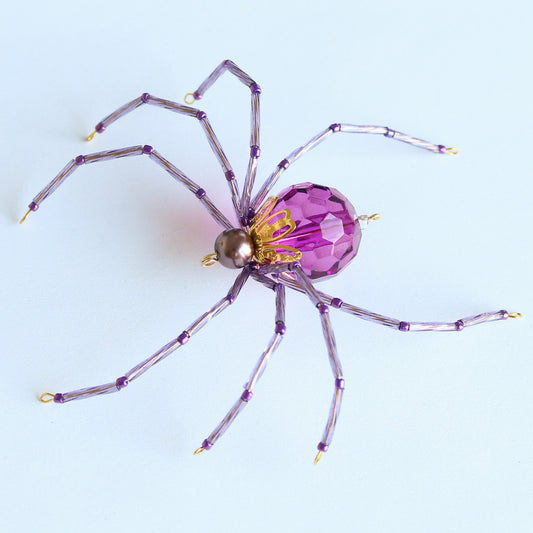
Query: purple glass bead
271 183 361 279
53 393 65 404
399 321 410 332
455 320 464 331
317 442 329 452
241 390 253 402
142 145 153 154
95 122 105 133
177 331 190 345
75 155 85 166
275 321 286 335
331 297 343 309
141 92 150 103
115 376 129 389
29 201 39 212
202 439 213 450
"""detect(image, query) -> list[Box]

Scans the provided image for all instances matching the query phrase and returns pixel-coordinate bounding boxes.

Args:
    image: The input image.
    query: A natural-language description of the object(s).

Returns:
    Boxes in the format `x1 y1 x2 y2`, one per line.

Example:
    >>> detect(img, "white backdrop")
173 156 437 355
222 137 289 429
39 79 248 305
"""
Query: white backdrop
1 1 532 532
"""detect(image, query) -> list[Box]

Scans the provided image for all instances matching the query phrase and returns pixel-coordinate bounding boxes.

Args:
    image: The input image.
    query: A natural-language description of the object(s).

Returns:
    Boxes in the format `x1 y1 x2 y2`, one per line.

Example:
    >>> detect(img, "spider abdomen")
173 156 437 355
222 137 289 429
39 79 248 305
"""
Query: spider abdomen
271 182 361 280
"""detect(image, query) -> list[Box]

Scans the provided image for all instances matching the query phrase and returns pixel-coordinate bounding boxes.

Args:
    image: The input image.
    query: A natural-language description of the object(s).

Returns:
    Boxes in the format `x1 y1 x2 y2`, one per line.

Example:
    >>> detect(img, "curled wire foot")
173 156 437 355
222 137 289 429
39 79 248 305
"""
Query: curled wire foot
39 393 55 403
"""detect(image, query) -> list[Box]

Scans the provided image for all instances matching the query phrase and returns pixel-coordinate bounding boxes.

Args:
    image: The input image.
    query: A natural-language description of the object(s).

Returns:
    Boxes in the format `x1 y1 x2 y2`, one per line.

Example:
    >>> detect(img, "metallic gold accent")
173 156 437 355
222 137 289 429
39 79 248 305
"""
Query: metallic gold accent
184 93 196 105
194 447 205 455
509 312 523 319
39 393 55 403
358 213 381 224
87 130 97 142
249 196 302 265
445 147 459 155
314 450 323 465
201 253 219 267
19 209 31 224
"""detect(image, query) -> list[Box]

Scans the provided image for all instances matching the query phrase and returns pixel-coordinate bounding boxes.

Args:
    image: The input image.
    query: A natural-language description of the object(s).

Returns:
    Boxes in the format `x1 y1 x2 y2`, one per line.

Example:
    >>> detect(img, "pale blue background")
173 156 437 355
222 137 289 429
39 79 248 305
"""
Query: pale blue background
1 1 532 532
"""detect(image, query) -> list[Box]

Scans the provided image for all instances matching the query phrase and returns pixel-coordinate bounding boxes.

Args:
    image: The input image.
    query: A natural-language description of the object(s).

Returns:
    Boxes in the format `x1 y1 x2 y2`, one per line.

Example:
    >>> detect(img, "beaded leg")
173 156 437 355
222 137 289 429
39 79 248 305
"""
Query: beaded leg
40 269 250 405
86 94 241 221
252 123 458 210
279 264 344 464
186 60 261 223
195 283 286 455
278 277 521 332
20 145 232 230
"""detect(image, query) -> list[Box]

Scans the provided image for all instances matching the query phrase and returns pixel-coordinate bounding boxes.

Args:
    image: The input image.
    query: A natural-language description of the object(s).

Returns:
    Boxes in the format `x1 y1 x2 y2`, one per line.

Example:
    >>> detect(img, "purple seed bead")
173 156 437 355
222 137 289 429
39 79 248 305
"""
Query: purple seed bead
384 128 395 138
75 155 85 166
438 145 446 153
193 91 202 101
317 442 329 452
335 378 345 390
455 320 464 331
249 83 262 94
331 297 343 309
241 390 253 402
177 331 190 345
115 376 129 390
227 294 235 304
53 393 65 404
317 303 329 314
196 111 207 120
95 122 105 133
225 170 235 181
195 188 206 199
329 123 341 133
500 310 509 319
141 92 150 103
29 201 39 212
142 145 153 154
250 146 261 158
275 321 286 335
399 321 410 332
278 159 290 170
202 439 213 450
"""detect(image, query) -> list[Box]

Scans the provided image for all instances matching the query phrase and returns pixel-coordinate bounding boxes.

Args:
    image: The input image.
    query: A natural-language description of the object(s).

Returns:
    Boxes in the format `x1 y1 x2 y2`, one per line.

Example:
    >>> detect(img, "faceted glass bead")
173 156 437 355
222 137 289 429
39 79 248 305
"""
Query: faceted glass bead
272 182 361 279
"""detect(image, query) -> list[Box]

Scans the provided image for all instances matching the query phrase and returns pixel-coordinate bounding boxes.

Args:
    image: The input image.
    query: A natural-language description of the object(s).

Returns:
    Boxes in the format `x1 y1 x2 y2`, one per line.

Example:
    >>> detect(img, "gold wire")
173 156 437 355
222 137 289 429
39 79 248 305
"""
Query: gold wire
39 393 55 403
201 253 218 267
19 209 31 224
445 147 459 155
314 450 323 465
194 447 205 455
87 130 97 142
184 93 196 105
509 312 523 319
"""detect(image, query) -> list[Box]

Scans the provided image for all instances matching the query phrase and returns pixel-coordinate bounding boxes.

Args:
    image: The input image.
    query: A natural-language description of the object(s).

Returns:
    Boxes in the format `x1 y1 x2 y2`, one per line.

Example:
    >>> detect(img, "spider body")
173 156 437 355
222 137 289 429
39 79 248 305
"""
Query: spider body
26 60 519 463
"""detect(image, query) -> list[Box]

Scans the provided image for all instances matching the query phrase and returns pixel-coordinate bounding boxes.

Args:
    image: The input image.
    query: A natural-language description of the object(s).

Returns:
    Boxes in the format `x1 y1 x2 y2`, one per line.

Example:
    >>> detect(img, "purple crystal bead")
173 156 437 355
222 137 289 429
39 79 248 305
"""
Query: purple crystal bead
272 183 361 279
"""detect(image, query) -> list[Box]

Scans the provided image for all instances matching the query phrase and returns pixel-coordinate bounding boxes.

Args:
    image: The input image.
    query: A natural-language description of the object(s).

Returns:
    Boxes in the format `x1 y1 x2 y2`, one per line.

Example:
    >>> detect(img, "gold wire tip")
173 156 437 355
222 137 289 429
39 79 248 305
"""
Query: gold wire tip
193 447 205 456
39 393 55 403
201 253 218 267
184 93 196 105
445 147 459 155
509 312 523 319
86 130 97 142
19 209 32 224
314 450 323 465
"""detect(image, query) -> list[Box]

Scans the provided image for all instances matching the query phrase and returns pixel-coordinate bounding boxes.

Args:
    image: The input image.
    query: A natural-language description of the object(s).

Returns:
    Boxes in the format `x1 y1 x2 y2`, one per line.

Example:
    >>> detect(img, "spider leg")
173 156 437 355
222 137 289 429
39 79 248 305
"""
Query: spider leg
86 94 240 221
278 277 521 331
39 269 250 405
186 60 261 224
195 283 286 455
252 123 458 210
21 145 232 230
260 263 344 463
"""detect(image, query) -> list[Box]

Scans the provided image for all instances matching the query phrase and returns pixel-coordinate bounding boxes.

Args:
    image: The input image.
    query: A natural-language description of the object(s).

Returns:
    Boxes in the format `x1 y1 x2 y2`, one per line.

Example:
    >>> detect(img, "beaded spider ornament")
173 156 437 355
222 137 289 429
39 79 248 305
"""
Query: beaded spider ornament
23 60 521 464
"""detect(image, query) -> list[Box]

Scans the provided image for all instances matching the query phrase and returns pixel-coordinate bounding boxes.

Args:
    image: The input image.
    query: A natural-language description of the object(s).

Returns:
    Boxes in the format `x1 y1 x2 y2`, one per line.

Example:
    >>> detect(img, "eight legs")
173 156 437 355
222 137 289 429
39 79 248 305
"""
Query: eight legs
195 283 286 454
86 93 241 222
251 123 458 211
22 145 232 230
40 268 250 404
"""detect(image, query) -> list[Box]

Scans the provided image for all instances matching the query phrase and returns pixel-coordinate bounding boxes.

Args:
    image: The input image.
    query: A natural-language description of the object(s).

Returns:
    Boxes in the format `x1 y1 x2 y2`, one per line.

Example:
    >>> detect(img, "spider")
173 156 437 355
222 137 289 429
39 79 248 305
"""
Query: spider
23 60 520 464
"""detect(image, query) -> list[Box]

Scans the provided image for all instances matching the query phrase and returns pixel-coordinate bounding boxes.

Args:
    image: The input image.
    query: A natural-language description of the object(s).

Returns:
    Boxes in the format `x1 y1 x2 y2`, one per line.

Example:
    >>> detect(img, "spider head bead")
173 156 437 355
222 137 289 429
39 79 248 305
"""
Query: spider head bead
213 228 255 269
